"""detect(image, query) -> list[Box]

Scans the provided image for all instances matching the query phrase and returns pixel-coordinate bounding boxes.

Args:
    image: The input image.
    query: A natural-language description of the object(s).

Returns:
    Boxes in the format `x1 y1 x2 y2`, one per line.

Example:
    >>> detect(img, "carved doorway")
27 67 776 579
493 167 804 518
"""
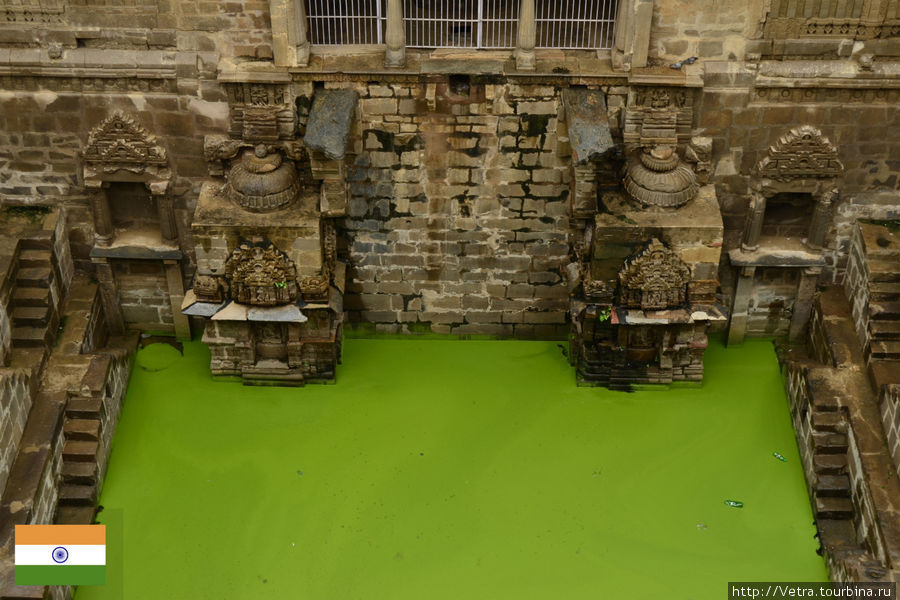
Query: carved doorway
253 322 288 363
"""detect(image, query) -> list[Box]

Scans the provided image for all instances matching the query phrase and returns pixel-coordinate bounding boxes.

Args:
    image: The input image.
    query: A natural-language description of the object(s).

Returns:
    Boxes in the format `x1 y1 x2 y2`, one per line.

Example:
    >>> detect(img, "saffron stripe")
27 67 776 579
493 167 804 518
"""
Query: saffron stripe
15 564 106 586
15 525 106 546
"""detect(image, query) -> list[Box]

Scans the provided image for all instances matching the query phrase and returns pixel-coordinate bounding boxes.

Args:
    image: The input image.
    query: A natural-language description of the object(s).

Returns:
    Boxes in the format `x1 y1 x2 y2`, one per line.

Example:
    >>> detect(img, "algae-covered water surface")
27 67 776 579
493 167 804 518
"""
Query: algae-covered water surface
77 338 827 599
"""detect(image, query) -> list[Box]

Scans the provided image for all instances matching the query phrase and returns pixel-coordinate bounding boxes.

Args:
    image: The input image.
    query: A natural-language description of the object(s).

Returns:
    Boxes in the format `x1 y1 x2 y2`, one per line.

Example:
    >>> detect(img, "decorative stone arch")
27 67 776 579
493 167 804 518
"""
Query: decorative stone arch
741 125 843 252
82 112 175 247
617 238 691 310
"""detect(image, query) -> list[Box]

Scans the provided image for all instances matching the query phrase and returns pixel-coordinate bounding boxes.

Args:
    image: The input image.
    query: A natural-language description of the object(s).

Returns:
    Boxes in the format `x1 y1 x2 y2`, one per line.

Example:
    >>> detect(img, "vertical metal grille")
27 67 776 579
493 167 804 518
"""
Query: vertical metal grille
306 0 619 49
306 0 384 45
535 0 619 49
404 0 518 49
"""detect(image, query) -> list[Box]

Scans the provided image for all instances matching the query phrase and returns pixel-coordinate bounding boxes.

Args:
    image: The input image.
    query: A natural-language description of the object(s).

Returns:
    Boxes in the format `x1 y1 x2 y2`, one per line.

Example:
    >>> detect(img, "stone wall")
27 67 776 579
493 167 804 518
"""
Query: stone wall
744 266 798 337
0 370 32 499
884 385 900 479
338 80 574 336
112 259 175 331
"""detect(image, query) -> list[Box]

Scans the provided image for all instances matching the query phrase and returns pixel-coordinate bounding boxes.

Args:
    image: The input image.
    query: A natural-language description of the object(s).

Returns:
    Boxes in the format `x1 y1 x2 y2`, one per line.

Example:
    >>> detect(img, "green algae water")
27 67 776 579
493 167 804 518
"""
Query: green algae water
76 338 827 600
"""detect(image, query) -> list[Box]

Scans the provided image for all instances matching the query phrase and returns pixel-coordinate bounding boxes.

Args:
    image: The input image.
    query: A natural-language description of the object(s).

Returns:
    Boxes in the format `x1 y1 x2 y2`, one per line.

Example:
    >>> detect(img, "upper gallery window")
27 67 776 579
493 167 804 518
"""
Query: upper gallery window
305 0 619 50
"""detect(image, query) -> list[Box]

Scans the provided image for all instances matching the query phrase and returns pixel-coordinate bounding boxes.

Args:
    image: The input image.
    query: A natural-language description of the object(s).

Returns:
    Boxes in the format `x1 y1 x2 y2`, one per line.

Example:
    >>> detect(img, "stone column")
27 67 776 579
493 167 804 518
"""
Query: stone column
611 0 652 70
384 0 405 68
789 267 821 342
270 0 310 67
741 191 766 252
92 257 125 336
155 194 178 243
515 0 536 71
727 266 756 346
806 188 836 250
87 182 114 247
164 260 191 340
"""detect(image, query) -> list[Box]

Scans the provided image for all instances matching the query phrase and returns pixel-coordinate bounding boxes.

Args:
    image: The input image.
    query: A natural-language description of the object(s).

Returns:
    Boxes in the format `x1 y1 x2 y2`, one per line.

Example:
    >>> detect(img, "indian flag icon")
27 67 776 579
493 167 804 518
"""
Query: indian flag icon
14 525 106 586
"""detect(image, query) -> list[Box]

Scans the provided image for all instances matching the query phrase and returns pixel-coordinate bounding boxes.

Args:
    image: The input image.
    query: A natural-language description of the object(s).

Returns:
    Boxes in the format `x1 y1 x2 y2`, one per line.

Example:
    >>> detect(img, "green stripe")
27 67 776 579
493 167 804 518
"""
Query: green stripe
15 565 105 586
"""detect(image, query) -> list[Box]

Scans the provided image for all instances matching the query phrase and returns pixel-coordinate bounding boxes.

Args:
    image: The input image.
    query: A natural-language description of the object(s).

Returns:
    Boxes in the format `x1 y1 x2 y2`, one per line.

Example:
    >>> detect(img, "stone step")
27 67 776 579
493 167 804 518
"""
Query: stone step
11 325 49 348
56 505 97 525
869 301 900 320
15 266 52 288
869 281 900 302
18 248 52 267
814 453 848 475
815 494 854 520
64 418 101 441
812 392 840 412
812 411 845 433
813 432 849 455
58 483 97 506
869 320 900 340
63 439 98 463
66 397 103 420
817 474 851 497
12 285 50 308
60 461 98 485
867 259 900 283
18 233 52 251
11 305 49 327
869 340 900 360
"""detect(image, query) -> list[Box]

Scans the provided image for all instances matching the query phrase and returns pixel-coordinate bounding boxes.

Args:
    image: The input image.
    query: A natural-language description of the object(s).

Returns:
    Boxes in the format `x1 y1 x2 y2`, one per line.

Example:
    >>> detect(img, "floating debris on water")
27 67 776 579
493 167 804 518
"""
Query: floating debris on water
773 452 787 462
296 470 303 477
696 522 707 530
724 500 744 508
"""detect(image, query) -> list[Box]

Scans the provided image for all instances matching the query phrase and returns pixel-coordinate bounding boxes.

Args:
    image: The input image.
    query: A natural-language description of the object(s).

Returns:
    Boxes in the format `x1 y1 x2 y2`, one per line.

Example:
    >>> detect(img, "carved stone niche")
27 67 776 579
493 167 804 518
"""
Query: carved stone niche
617 238 691 310
224 242 300 307
741 125 843 252
83 112 175 246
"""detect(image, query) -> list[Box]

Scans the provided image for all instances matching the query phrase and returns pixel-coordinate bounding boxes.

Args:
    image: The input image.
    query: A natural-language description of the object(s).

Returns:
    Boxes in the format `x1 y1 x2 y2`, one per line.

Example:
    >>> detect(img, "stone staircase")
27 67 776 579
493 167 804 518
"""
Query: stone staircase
10 237 58 356
865 257 900 363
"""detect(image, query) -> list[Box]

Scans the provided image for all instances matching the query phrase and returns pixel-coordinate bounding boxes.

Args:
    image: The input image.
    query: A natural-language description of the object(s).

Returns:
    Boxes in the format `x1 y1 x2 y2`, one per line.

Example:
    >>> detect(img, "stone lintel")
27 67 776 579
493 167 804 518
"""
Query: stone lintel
728 245 826 268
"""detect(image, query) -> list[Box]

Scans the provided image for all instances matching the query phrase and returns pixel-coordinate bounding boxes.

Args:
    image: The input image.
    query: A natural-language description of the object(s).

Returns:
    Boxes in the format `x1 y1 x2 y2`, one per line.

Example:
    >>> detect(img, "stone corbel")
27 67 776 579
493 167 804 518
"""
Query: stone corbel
611 0 653 71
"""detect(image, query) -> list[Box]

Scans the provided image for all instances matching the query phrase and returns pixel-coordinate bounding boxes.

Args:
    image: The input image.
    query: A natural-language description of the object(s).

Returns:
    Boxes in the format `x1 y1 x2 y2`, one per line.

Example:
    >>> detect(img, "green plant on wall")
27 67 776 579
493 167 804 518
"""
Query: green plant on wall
274 281 287 289
598 307 612 322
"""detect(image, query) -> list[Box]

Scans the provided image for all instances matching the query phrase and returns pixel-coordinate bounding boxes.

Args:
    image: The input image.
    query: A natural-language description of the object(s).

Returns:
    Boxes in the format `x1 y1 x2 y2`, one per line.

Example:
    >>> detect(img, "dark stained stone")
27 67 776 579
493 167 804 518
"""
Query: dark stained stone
562 88 614 165
304 89 360 160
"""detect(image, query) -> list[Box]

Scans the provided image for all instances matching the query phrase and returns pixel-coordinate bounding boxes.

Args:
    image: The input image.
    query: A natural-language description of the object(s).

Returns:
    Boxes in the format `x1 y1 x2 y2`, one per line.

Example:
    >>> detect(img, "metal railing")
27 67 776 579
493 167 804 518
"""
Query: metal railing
404 0 518 49
535 0 619 49
306 0 384 45
305 0 619 50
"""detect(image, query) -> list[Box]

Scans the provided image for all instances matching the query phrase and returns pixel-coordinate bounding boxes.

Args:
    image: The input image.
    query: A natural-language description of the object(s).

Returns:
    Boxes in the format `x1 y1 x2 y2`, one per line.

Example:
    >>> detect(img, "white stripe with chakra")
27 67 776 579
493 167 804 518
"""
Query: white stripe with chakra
15 545 106 566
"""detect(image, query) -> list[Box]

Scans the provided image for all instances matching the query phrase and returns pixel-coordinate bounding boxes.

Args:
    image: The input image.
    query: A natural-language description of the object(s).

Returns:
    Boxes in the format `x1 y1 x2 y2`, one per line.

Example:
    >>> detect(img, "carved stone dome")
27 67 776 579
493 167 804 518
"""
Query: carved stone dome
624 145 699 208
225 145 300 212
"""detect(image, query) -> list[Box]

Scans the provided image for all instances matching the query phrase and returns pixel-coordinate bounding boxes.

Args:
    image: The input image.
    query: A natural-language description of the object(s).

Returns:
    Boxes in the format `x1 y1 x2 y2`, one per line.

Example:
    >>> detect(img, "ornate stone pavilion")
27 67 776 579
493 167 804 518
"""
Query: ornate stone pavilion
182 88 357 385
564 88 724 388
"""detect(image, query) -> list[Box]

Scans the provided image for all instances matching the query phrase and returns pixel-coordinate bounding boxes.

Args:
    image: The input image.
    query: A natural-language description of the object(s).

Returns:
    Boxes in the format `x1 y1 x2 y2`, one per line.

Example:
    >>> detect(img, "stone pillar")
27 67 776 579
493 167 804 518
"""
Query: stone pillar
164 260 191 340
806 188 836 250
611 0 652 71
789 267 821 342
156 194 178 243
727 266 756 346
515 0 536 71
270 0 310 67
741 191 766 252
92 258 125 336
87 182 114 247
384 0 405 68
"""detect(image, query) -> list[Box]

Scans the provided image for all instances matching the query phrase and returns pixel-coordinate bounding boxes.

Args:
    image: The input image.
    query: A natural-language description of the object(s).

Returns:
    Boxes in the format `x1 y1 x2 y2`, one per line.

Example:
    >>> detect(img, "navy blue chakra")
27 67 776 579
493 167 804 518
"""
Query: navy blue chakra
52 546 69 564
